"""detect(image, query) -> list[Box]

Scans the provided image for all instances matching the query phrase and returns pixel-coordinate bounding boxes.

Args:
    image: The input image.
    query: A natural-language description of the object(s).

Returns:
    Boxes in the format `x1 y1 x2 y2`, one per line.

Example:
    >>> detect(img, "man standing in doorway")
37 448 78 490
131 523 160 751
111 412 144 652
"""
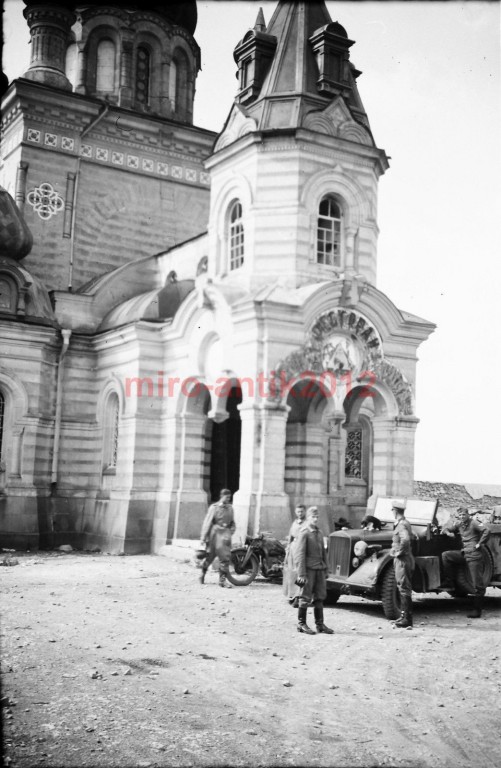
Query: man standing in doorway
199 489 236 588
390 499 415 628
441 507 491 618
295 506 334 635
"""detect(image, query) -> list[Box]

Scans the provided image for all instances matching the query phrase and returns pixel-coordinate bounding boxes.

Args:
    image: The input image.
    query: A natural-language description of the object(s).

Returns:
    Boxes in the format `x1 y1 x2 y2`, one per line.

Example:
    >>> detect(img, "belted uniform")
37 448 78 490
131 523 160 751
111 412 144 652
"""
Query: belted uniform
200 501 235 575
391 517 415 599
295 523 328 608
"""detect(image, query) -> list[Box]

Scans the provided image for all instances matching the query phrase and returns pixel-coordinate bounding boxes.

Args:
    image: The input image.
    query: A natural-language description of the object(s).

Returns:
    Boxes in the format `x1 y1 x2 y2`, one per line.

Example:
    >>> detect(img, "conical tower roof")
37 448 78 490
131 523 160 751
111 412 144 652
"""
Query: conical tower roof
234 0 371 135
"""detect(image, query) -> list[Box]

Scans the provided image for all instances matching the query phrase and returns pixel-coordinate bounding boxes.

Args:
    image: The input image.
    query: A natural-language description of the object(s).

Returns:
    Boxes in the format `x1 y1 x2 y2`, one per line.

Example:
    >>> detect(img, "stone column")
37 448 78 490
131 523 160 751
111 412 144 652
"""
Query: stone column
22 4 76 91
74 41 87 95
368 416 418 508
119 37 134 109
233 402 290 541
171 413 209 541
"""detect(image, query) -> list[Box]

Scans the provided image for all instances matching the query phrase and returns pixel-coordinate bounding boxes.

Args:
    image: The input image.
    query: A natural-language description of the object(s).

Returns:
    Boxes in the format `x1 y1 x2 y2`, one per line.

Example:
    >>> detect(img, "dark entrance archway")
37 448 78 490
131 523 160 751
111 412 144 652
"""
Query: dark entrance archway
209 385 242 501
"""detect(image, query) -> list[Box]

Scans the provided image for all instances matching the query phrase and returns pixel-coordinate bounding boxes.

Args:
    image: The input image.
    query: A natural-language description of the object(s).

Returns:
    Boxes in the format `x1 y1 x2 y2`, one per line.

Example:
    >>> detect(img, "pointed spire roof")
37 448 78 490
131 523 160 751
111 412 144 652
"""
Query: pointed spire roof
254 7 266 33
237 0 371 135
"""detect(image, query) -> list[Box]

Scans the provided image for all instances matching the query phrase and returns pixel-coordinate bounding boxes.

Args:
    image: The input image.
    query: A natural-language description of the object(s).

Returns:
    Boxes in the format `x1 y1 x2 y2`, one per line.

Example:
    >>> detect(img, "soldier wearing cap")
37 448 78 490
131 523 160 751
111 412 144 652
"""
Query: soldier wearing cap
198 489 236 588
390 499 415 628
294 506 334 635
441 506 490 618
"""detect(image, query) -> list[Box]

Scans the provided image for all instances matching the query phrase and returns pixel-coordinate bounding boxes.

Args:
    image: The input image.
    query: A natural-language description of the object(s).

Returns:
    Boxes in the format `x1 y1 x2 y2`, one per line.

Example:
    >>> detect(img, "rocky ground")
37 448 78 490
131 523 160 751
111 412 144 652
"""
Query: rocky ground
1 548 500 768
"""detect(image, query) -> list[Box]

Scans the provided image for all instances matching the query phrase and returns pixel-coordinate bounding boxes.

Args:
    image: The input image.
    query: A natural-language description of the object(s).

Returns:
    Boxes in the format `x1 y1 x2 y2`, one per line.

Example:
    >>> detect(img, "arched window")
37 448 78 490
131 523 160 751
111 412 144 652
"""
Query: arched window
136 45 151 106
317 196 342 267
96 39 115 92
0 276 17 313
229 201 244 270
103 392 120 472
169 59 177 111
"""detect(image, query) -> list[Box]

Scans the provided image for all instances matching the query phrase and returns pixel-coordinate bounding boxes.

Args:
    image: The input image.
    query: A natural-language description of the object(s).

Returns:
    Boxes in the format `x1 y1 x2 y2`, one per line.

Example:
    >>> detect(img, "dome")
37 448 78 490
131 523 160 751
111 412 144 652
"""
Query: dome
24 1 197 34
330 21 348 38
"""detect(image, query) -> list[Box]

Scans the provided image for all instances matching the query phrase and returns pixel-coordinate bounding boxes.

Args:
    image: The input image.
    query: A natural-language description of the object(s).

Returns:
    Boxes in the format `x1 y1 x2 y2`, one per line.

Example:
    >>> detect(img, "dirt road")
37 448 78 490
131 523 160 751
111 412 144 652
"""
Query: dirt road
1 549 500 768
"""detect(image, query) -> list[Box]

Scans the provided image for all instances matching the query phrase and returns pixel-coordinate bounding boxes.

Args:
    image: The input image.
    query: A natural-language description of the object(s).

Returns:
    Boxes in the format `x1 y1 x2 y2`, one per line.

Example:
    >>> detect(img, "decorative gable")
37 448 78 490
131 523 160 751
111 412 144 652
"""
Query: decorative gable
302 96 373 146
214 105 258 152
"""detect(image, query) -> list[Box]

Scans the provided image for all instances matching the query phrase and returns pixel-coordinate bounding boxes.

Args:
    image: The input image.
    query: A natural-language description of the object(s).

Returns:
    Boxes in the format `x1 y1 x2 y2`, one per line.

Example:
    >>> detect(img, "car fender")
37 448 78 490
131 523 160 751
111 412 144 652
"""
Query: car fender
345 550 393 590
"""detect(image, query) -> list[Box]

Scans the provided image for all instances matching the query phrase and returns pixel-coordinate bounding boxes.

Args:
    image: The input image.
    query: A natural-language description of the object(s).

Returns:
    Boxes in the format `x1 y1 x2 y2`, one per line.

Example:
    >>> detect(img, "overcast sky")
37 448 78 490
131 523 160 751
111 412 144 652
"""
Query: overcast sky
3 1 500 486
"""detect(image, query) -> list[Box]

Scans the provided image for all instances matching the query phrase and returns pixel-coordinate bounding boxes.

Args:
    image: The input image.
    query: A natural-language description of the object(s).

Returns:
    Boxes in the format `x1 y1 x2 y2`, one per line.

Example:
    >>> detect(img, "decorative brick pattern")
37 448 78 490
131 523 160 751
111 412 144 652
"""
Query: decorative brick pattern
27 128 41 143
27 182 64 220
21 126 208 185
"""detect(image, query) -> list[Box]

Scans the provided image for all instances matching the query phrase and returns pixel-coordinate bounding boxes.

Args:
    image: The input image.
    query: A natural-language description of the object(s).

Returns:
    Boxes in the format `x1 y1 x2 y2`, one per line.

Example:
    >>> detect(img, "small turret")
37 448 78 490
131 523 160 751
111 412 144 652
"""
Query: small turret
22 1 76 91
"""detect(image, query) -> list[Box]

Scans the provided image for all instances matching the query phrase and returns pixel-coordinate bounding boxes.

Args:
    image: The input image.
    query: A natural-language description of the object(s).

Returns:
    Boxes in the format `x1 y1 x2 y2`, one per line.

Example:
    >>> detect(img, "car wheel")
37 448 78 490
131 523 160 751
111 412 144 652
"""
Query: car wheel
381 567 401 620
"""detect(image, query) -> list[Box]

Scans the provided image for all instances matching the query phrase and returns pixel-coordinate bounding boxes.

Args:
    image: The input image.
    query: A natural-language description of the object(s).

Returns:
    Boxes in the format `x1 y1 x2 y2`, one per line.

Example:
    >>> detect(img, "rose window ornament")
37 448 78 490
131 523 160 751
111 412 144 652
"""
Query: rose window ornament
27 182 64 220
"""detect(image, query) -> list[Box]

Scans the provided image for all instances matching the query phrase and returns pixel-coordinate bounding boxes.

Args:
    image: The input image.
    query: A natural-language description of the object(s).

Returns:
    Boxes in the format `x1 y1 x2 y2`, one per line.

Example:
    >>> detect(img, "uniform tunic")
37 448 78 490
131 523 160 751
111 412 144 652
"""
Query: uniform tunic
442 517 491 596
391 517 415 599
200 501 236 572
295 523 329 607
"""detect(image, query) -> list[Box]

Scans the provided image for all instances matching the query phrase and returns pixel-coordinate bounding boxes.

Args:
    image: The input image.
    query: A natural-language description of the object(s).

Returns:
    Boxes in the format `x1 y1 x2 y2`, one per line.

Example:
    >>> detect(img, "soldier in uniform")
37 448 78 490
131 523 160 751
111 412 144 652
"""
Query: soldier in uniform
441 507 491 618
198 489 236 588
390 499 415 628
294 506 334 635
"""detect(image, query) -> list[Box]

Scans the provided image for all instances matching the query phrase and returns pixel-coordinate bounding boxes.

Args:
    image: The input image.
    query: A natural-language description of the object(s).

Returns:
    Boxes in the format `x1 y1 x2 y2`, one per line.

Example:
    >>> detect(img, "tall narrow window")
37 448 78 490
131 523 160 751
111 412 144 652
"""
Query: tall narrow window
103 393 119 471
345 426 362 478
136 46 151 106
229 201 244 270
0 392 4 460
169 60 177 111
96 39 115 92
317 196 342 267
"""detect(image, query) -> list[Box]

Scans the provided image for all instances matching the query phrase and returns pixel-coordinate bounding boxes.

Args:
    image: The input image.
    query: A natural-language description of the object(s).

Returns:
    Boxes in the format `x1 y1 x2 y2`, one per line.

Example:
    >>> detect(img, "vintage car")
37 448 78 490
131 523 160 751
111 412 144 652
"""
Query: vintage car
326 497 501 618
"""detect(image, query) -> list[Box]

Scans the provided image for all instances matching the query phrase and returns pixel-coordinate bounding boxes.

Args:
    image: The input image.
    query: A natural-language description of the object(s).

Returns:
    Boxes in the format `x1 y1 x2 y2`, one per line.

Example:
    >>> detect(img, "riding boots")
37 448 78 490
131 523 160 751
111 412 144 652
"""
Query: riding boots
297 606 315 635
393 595 413 628
218 572 233 589
314 603 334 634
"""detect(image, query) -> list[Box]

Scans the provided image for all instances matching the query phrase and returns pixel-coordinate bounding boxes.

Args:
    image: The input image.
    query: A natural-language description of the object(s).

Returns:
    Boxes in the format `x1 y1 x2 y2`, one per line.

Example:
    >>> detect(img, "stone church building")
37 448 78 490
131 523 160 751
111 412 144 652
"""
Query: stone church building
0 0 434 553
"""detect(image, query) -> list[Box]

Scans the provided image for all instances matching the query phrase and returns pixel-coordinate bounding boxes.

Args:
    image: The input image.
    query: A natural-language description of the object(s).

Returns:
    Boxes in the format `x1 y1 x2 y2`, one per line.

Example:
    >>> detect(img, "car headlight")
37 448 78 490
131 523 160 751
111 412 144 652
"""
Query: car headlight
354 540 368 557
352 557 360 569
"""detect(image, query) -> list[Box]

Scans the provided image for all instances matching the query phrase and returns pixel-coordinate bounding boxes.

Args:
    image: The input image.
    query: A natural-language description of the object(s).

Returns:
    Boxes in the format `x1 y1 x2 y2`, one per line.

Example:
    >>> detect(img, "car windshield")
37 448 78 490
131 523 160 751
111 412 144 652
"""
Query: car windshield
373 497 438 525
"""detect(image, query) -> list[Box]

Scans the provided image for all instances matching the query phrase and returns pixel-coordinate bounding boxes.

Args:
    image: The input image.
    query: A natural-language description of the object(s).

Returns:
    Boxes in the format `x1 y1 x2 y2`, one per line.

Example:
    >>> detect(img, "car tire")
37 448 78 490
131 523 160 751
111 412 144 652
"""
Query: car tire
381 566 401 620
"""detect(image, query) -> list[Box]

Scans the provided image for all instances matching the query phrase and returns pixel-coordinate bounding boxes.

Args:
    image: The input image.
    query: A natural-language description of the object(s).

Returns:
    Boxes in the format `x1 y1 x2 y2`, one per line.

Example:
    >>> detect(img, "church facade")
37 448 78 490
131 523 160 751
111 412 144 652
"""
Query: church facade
0 0 434 553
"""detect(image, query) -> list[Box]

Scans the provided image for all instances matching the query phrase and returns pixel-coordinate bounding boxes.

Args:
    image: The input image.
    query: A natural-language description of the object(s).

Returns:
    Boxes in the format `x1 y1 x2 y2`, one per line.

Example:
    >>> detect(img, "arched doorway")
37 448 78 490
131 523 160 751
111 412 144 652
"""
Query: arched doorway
208 384 242 502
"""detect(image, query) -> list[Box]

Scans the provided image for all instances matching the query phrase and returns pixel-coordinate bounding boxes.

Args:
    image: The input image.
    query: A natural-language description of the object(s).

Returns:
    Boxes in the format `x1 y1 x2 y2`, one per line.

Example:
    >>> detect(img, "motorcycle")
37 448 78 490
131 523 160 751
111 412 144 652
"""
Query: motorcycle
226 532 287 586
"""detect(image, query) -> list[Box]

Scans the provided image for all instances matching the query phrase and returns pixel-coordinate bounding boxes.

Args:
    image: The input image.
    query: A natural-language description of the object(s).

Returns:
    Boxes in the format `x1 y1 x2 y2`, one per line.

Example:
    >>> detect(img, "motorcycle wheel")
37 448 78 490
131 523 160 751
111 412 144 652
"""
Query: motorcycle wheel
226 551 260 586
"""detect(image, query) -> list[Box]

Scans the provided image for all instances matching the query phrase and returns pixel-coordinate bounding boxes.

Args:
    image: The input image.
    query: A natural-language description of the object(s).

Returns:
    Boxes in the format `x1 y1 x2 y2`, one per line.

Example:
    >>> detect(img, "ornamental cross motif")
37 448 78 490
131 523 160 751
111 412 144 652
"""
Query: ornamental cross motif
27 183 64 220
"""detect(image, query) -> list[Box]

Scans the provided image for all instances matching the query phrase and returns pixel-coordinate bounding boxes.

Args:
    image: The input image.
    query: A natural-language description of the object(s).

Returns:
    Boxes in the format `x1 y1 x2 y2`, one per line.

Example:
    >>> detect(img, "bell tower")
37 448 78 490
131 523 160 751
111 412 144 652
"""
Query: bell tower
206 0 388 291
1 0 215 293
